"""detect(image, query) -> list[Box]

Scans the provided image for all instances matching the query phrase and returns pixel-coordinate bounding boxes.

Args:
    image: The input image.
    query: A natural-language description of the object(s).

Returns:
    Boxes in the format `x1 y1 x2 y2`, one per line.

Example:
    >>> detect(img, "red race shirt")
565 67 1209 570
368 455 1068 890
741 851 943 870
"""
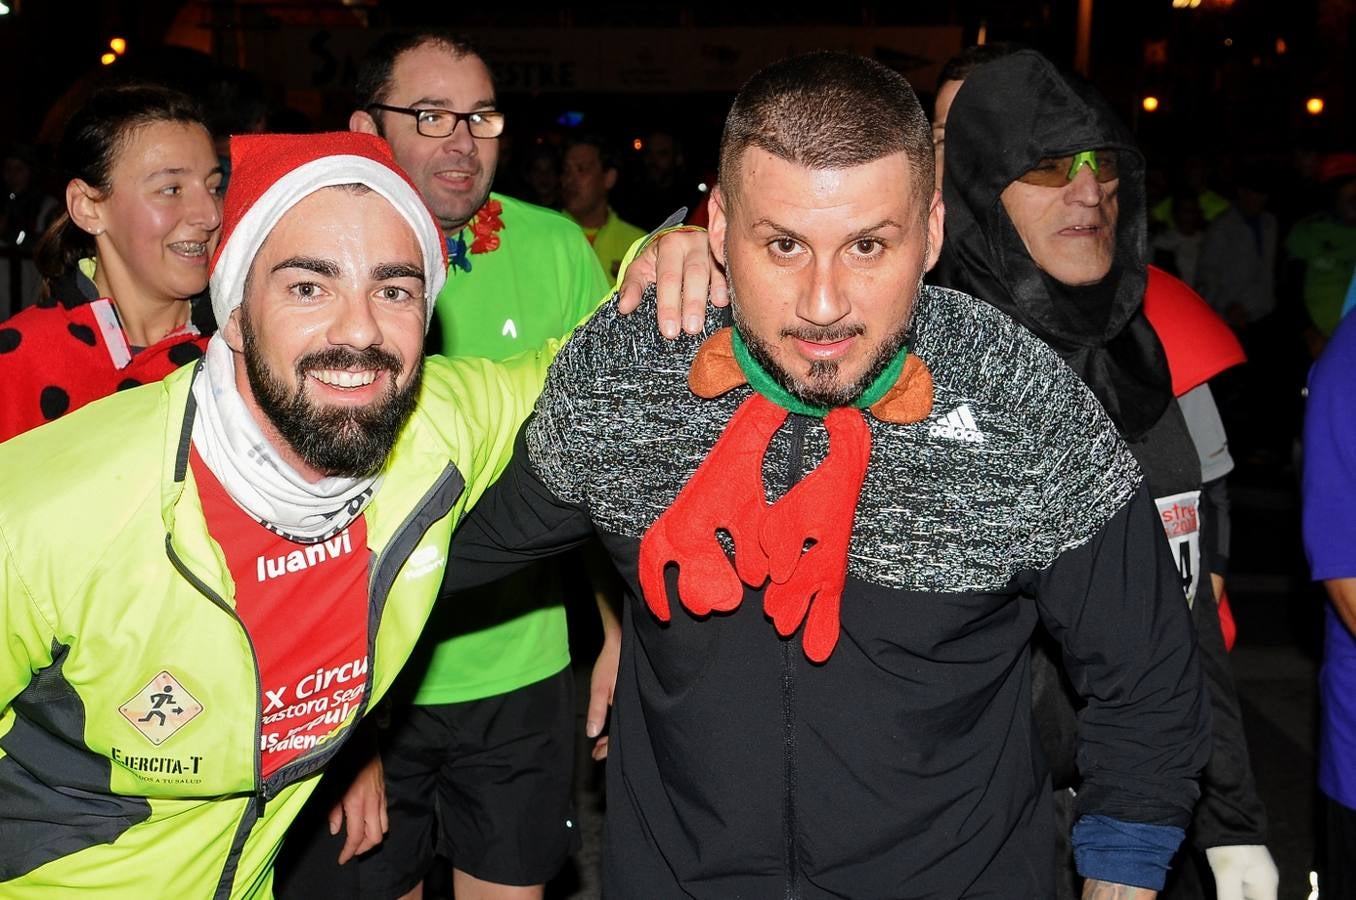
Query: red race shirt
191 450 371 778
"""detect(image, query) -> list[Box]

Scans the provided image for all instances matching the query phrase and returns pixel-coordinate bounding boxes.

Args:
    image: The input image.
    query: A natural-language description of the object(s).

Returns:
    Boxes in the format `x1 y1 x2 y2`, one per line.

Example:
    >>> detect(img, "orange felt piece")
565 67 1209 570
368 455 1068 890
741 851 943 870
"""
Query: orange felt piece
867 354 935 425
688 328 745 399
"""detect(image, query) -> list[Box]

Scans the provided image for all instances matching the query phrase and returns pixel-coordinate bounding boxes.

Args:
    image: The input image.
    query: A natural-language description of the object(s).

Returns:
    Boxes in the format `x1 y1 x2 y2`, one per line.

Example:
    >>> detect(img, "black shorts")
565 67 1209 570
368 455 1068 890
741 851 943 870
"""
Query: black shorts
356 667 579 893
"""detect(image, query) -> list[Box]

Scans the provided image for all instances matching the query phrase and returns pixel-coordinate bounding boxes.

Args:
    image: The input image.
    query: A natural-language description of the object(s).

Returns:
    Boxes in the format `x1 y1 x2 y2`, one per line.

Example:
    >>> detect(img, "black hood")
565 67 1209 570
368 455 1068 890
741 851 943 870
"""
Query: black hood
935 50 1170 440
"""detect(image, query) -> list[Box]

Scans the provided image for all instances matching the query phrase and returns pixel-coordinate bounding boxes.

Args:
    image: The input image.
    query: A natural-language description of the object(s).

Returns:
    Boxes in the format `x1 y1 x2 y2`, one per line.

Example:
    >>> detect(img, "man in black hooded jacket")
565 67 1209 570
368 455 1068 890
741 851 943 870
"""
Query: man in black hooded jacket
934 49 1276 900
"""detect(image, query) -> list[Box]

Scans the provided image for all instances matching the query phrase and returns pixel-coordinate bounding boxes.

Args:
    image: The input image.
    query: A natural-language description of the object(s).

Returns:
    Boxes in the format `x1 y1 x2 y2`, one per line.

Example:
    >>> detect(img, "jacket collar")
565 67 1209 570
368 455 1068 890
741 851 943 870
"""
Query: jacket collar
157 360 460 600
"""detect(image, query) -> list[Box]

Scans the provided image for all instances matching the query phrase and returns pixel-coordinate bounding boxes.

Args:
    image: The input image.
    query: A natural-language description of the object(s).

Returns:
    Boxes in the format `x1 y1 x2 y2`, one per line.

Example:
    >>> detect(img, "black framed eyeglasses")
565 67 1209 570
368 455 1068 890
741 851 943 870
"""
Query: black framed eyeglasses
367 104 506 139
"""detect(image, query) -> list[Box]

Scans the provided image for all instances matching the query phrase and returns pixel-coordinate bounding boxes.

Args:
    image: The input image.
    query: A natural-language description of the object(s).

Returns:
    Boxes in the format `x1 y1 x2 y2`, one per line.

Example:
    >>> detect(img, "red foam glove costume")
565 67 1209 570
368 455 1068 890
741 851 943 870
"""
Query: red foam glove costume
639 327 933 662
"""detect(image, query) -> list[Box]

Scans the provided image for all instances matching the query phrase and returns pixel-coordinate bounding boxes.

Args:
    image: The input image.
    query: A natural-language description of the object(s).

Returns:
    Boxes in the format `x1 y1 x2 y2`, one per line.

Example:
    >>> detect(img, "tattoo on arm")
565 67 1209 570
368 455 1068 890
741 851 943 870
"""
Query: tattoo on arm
1082 882 1157 900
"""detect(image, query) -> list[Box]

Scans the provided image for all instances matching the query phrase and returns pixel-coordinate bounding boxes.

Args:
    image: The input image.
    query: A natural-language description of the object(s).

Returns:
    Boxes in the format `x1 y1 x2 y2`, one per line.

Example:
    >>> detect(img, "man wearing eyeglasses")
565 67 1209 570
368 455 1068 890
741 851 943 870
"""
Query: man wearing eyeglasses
350 31 610 362
274 30 612 900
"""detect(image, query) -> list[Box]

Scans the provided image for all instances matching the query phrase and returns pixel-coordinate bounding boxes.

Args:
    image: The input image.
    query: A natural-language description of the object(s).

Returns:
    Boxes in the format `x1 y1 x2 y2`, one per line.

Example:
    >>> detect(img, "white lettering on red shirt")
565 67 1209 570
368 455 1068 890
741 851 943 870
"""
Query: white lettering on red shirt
192 449 371 778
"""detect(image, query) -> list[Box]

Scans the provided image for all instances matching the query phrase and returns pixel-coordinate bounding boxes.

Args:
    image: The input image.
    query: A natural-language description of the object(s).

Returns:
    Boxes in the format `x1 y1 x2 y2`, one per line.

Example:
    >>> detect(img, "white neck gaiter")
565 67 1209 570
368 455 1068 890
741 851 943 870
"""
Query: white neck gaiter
190 335 380 543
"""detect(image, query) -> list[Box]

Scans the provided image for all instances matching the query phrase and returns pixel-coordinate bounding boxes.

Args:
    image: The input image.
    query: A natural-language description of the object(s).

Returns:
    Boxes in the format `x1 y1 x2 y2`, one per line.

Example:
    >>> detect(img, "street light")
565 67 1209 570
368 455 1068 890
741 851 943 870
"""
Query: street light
101 36 126 67
1306 97 1325 115
1142 96 1161 113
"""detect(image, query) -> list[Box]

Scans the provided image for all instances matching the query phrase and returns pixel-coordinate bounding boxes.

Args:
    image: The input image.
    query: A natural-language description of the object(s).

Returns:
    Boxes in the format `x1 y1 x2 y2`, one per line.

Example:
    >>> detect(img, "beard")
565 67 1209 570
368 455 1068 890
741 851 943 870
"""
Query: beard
726 245 923 409
240 312 422 478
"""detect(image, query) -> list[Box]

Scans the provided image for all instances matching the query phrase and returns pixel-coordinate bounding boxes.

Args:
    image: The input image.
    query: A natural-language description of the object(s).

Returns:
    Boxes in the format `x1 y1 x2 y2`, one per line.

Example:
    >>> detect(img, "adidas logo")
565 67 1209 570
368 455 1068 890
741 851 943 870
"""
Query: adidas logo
928 403 986 443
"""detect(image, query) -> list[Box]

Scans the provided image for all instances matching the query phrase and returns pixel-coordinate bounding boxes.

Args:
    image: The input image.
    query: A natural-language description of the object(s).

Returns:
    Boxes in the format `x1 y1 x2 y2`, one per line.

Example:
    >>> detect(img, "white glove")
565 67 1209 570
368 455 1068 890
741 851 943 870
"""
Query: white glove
1205 844 1279 900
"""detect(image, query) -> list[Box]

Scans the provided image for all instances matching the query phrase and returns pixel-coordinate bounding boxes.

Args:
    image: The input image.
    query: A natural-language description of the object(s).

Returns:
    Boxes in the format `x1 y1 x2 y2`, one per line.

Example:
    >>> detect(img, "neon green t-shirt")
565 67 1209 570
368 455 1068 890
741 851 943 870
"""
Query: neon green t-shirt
1150 189 1229 230
581 208 647 282
1286 213 1356 337
417 192 609 704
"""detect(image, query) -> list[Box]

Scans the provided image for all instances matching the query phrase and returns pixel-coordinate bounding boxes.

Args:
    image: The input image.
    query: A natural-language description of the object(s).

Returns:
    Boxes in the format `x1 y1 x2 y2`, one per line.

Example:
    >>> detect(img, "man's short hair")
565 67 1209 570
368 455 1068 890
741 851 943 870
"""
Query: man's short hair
354 30 488 110
566 133 620 175
935 42 1021 91
718 51 934 205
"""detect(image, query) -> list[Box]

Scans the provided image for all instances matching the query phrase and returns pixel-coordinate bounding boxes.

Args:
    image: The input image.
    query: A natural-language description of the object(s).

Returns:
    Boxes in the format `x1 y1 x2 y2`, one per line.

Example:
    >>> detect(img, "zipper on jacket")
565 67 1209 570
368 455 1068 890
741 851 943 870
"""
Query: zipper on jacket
167 384 270 899
214 795 262 900
259 463 465 794
168 461 463 895
781 415 808 900
781 639 799 900
164 536 265 900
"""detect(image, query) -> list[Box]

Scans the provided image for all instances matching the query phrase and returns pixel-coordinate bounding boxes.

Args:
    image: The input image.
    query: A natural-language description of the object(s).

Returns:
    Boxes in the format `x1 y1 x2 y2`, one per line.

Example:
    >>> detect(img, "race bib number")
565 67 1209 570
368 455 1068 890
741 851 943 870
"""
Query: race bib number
1155 490 1202 607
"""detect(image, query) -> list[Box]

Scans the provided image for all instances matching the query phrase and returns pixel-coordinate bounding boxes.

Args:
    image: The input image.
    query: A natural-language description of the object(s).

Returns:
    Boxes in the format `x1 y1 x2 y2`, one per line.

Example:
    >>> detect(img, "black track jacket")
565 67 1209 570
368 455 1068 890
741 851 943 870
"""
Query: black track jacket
443 286 1210 898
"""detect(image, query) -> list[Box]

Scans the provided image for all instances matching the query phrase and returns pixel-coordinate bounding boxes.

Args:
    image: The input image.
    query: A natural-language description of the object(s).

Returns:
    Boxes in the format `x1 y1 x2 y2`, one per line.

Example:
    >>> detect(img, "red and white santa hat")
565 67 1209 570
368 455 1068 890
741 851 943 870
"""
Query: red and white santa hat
209 132 448 331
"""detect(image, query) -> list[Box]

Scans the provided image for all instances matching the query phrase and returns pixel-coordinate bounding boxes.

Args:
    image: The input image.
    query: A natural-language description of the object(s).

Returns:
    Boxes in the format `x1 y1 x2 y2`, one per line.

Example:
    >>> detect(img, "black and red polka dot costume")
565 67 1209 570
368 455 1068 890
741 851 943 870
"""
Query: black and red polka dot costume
0 268 209 443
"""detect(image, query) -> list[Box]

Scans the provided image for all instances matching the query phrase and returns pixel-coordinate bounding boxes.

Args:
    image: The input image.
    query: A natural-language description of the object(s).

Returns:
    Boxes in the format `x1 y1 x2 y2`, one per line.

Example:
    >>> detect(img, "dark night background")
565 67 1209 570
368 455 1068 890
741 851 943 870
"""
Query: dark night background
0 2 1351 170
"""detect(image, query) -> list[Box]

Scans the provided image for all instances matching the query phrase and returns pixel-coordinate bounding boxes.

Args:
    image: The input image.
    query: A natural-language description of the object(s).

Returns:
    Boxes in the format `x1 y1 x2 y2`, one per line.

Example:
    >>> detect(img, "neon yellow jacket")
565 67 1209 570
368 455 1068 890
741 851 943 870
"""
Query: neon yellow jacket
0 349 550 898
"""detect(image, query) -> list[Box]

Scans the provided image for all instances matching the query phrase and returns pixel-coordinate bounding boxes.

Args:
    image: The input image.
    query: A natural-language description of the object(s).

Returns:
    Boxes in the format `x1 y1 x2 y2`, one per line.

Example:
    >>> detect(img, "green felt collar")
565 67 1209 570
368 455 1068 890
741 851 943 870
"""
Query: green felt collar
729 327 907 418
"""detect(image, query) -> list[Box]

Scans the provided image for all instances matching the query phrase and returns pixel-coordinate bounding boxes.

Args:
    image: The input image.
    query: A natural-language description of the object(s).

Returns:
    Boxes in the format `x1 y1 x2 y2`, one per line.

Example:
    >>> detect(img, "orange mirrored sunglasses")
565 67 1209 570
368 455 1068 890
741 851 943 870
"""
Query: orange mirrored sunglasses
1016 150 1120 187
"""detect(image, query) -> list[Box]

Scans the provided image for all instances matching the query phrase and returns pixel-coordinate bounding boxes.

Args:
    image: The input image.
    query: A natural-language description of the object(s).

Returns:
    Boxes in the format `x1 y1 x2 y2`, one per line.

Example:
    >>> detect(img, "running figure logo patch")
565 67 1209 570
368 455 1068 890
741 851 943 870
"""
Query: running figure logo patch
120 671 204 746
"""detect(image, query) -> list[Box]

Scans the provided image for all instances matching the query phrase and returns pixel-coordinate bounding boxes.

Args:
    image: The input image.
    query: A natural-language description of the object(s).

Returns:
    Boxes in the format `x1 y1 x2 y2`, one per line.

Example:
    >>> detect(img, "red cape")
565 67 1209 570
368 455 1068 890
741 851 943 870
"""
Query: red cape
1142 267 1244 650
1142 265 1245 396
